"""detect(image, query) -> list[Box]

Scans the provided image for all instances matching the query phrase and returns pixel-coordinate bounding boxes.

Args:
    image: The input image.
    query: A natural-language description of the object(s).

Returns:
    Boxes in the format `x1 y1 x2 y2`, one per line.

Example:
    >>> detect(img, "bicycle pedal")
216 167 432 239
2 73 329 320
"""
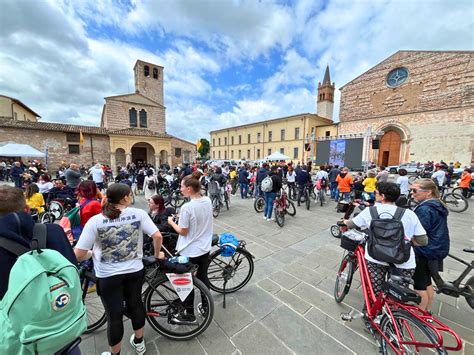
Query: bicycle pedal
340 312 353 321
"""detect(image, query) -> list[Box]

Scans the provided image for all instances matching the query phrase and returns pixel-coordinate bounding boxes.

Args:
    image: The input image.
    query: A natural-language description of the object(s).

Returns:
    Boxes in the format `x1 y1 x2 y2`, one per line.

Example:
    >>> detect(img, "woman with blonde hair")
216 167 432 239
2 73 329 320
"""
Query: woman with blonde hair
411 178 450 312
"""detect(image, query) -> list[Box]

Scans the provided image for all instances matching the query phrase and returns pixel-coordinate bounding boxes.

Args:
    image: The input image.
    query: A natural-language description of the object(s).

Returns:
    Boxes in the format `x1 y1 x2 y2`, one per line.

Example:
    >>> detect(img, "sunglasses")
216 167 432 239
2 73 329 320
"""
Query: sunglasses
411 188 429 193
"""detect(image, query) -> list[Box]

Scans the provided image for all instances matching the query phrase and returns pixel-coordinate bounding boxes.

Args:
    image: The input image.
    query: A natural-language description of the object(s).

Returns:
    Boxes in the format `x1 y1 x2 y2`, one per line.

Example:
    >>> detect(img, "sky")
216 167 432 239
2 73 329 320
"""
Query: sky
0 0 473 142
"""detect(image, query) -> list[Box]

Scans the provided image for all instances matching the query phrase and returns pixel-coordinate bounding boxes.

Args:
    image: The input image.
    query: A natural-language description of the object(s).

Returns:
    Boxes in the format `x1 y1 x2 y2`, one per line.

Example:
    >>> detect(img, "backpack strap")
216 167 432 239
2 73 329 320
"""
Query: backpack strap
79 198 94 210
393 207 405 221
32 223 47 250
369 206 379 220
0 237 30 256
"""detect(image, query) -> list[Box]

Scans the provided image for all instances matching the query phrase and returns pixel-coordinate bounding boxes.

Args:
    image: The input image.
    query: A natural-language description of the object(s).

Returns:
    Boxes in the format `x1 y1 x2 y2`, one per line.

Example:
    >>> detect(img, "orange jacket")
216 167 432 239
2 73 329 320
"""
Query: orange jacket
336 174 353 193
459 172 472 188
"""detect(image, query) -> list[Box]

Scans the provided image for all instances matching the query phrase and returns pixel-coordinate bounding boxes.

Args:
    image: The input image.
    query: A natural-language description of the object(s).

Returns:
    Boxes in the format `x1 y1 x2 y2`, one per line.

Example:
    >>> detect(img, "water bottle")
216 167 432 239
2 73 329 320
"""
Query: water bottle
168 256 189 264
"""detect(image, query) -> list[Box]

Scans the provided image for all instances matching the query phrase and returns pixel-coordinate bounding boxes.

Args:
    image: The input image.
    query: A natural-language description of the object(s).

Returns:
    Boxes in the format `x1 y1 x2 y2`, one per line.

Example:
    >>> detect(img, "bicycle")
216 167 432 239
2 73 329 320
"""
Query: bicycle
79 257 214 340
297 183 311 210
254 190 296 217
314 183 327 207
334 228 462 354
406 187 468 213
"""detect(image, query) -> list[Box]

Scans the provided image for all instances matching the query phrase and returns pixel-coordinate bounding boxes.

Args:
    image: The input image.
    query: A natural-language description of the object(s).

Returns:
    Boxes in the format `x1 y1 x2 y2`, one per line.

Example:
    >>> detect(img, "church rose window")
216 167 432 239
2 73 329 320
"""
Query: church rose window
139 109 147 128
386 67 409 88
129 108 137 127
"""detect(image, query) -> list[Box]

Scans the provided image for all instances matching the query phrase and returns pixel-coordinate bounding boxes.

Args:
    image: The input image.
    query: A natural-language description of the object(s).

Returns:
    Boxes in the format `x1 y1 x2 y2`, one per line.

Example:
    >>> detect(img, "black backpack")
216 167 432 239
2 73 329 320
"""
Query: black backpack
367 206 411 264
147 178 156 190
320 177 328 188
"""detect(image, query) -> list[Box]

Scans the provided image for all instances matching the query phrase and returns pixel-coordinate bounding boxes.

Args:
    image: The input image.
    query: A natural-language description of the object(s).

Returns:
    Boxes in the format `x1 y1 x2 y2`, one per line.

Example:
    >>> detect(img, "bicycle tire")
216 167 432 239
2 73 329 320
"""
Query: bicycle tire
289 186 298 201
380 310 446 354
334 254 354 303
208 247 254 293
330 225 342 238
144 276 214 341
81 272 107 334
305 190 310 210
451 187 472 199
275 207 285 227
39 212 55 224
212 196 220 218
170 191 186 208
465 275 474 309
254 196 265 213
286 200 296 216
443 192 468 213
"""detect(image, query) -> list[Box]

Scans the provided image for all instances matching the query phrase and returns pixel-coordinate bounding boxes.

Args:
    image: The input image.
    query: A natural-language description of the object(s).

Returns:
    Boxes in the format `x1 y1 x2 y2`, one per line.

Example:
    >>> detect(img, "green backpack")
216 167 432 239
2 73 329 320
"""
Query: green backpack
0 224 87 354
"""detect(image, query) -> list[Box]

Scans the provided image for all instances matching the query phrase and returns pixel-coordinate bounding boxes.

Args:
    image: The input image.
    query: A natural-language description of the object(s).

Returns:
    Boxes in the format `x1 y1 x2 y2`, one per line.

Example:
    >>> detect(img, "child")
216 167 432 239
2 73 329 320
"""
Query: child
362 170 377 201
25 183 45 214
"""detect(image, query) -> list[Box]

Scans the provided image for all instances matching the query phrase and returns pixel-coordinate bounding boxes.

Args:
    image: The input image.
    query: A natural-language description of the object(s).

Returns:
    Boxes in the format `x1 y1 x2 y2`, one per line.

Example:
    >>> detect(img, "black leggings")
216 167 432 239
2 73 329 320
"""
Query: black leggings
184 252 210 313
97 269 145 347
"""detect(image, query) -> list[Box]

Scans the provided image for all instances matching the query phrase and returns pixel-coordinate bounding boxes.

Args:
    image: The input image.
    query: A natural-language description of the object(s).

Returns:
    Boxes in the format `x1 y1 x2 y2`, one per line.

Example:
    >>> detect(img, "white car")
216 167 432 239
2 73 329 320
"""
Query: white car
386 163 420 174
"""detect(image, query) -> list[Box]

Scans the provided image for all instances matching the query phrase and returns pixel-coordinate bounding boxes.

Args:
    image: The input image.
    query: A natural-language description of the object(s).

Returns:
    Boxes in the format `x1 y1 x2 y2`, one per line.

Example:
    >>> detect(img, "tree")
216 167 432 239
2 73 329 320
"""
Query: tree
197 138 210 158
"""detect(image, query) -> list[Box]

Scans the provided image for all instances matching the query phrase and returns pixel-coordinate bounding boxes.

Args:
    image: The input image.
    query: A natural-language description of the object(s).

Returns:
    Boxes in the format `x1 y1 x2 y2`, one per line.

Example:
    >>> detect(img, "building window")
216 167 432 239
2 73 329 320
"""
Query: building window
68 144 80 154
295 127 300 140
139 109 147 128
66 133 80 142
280 129 285 141
224 137 227 146
231 136 234 145
213 138 215 146
257 132 261 143
325 131 331 137
239 135 242 144
247 149 250 159
294 147 299 159
218 151 221 159
224 151 227 159
238 149 241 159
129 107 137 127
280 148 285 154
175 148 182 157
144 65 150 77
153 67 158 79
213 151 215 159
231 150 234 159
247 134 251 144
257 149 260 159
268 131 272 142
218 138 221 146
268 148 271 155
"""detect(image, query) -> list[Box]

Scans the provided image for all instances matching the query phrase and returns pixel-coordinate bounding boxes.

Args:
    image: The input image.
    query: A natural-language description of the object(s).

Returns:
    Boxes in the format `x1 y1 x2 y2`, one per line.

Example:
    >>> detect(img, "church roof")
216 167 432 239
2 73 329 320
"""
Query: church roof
0 118 108 135
0 95 41 118
104 93 165 108
323 65 331 85
108 127 171 138
133 59 164 70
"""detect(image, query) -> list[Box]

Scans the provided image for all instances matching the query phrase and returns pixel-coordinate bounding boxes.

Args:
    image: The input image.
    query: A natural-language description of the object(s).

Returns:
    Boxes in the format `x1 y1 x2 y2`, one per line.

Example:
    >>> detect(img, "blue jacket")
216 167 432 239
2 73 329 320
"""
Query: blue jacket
0 212 77 299
295 169 311 186
414 199 450 260
256 168 268 184
238 169 249 184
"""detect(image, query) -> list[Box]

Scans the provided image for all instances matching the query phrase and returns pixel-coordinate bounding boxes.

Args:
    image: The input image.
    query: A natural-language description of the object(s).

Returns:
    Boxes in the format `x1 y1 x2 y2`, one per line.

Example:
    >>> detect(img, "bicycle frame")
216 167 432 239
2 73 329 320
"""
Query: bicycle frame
351 245 463 353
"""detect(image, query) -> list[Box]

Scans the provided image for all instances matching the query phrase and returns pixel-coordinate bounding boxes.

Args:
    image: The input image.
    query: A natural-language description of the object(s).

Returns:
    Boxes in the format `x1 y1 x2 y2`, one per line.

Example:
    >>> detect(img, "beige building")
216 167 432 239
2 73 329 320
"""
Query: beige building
210 67 336 162
336 50 474 166
0 60 196 171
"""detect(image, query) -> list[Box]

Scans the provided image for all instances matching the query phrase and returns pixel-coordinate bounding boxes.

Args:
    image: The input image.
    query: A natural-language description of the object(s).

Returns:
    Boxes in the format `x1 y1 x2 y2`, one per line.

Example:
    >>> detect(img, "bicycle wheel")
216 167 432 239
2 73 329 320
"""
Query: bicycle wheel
380 310 446 354
330 225 342 238
451 187 472 199
48 201 64 220
144 276 214 341
254 196 265 213
305 190 310 210
464 276 474 309
208 247 254 293
212 196 220 218
39 212 55 224
275 206 285 227
286 199 296 216
443 193 468 213
334 254 354 303
171 191 186 208
81 271 106 334
289 186 298 201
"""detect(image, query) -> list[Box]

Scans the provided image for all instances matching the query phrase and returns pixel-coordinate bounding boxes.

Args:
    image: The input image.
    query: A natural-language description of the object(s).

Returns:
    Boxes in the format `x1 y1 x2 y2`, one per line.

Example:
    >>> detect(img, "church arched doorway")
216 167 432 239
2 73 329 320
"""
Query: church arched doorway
159 150 169 167
377 130 401 167
131 142 155 166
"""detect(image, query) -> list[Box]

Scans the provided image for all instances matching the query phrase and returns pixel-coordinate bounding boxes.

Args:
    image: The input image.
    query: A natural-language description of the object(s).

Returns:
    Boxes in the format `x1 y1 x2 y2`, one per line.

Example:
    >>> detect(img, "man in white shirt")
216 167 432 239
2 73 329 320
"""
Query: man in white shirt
90 163 105 190
431 164 446 188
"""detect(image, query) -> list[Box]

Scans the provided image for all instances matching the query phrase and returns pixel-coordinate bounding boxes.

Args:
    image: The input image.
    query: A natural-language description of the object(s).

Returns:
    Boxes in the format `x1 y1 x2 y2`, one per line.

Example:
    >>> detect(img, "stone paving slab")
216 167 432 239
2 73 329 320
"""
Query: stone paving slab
83 192 474 354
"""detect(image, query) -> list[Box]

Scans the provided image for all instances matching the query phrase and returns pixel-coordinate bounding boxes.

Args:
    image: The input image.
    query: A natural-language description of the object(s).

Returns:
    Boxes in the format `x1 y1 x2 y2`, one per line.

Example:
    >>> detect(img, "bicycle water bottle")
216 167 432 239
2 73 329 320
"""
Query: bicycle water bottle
168 256 189 264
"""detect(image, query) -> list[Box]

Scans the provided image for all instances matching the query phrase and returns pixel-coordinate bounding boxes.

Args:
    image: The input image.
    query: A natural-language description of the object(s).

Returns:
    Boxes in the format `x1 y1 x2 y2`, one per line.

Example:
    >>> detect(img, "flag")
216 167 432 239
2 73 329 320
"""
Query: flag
196 139 202 150
79 130 84 146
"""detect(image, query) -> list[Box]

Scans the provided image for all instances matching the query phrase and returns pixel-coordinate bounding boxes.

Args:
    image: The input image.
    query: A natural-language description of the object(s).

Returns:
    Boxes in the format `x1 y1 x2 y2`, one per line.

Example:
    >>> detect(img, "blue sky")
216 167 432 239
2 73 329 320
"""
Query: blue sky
0 0 473 142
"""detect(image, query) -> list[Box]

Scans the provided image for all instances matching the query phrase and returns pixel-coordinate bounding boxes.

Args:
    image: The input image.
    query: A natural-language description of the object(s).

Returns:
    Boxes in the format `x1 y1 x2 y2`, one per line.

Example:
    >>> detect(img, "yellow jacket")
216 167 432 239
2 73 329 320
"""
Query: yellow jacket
26 193 45 214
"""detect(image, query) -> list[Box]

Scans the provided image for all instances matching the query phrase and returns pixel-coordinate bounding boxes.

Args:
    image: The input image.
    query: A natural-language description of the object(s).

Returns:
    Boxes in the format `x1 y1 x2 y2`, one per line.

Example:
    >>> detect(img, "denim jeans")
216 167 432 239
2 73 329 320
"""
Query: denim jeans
240 183 249 198
341 192 351 202
263 192 276 218
330 182 339 200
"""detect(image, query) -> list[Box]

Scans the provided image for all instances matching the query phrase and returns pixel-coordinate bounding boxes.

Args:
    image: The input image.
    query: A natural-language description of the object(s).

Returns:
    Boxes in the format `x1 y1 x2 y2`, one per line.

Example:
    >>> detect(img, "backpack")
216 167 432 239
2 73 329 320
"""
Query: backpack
320 177 328 188
261 176 273 192
59 199 93 244
367 206 411 264
0 224 86 354
147 177 156 190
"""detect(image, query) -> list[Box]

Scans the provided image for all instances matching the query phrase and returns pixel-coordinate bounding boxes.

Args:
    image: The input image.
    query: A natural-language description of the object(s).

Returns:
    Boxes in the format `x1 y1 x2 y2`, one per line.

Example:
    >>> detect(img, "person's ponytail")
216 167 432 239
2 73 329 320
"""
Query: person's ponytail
102 201 122 219
102 183 131 219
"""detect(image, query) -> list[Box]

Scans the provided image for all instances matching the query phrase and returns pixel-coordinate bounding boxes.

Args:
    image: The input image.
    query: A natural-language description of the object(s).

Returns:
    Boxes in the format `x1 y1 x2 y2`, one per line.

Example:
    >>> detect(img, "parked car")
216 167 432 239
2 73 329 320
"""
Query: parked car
386 163 420 174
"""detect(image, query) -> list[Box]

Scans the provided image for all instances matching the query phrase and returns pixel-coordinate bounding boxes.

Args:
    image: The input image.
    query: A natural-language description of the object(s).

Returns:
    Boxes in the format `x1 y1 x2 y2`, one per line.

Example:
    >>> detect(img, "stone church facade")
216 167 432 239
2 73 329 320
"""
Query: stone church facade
337 50 474 166
0 60 196 172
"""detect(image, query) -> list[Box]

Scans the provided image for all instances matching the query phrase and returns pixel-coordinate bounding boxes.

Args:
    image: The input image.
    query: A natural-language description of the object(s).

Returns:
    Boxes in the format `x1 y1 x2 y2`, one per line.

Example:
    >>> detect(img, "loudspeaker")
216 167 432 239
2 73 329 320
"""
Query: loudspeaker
372 139 380 149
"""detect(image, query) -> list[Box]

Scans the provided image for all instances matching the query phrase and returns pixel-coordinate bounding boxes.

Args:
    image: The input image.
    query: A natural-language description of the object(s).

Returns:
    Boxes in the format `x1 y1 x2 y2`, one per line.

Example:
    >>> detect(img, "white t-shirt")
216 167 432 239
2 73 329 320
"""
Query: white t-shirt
352 203 426 269
396 176 409 195
38 181 54 194
286 171 296 183
315 170 328 180
432 170 445 186
90 167 105 183
176 197 213 257
76 207 158 278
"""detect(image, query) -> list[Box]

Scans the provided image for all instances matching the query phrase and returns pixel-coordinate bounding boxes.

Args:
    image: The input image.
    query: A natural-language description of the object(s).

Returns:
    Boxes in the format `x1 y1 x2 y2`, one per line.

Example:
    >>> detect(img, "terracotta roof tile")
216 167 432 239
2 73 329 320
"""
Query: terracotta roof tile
108 128 172 138
0 118 108 135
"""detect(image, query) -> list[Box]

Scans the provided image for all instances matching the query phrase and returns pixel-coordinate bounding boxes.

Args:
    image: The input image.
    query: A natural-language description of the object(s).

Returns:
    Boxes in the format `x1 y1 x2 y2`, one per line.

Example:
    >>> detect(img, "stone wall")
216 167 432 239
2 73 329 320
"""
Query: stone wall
170 137 196 167
340 51 474 121
134 61 164 106
0 127 110 173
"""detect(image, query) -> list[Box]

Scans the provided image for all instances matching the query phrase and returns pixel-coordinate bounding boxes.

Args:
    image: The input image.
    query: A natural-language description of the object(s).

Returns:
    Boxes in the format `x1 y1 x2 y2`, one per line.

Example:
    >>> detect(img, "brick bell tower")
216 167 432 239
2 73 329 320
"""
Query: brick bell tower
317 65 335 120
133 60 164 106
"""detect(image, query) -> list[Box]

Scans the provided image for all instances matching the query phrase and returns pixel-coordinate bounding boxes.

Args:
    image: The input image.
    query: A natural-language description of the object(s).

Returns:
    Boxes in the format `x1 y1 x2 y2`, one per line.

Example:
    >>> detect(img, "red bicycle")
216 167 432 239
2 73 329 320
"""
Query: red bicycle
334 229 462 354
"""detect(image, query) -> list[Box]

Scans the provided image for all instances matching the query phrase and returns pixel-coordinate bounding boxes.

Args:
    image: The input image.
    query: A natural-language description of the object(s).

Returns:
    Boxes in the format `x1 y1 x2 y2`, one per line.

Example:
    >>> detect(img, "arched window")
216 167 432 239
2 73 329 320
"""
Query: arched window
153 67 158 79
144 65 150 77
129 107 137 127
139 109 147 128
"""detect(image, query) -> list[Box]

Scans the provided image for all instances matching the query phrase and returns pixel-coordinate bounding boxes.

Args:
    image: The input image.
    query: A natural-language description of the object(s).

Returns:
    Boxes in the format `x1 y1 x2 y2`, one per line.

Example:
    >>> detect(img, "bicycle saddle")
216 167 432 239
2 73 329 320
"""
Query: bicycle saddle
463 248 474 253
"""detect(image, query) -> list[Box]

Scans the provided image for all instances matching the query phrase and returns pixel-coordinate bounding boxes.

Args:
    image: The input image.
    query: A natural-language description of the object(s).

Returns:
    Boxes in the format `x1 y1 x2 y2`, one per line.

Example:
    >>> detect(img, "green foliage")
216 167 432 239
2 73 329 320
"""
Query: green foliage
198 138 210 157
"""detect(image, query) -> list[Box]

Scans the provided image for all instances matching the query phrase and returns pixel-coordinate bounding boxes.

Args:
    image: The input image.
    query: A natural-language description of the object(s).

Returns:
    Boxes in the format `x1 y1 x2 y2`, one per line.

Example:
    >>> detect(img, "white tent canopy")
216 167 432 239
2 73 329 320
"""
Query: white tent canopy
264 151 291 161
0 143 45 158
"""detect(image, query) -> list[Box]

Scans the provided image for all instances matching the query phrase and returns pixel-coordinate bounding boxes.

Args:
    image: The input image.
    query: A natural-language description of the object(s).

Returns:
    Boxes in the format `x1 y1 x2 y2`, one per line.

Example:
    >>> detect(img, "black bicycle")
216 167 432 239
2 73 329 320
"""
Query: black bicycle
297 183 311 210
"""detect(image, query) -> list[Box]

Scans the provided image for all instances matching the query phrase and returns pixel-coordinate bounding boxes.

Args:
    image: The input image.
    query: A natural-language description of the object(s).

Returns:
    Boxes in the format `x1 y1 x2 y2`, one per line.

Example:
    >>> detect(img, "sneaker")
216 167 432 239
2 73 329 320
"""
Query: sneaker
129 334 146 355
87 283 97 294
263 216 267 220
101 352 112 355
170 311 197 326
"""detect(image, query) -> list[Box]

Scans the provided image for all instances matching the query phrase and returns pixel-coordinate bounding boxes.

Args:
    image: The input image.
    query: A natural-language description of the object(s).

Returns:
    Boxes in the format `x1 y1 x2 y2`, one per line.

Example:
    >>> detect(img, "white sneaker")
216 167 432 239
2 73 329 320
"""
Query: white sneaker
130 334 146 355
263 216 267 220
101 352 112 355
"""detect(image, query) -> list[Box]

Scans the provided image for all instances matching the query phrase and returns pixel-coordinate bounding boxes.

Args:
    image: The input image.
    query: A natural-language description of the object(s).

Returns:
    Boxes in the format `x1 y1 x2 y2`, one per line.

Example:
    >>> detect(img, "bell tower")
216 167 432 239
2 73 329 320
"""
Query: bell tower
133 60 164 105
317 65 335 120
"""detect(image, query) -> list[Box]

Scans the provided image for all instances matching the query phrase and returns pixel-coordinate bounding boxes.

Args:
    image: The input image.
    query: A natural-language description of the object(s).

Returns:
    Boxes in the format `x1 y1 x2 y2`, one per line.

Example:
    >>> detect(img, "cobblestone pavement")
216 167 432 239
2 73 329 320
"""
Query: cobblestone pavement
82 190 473 355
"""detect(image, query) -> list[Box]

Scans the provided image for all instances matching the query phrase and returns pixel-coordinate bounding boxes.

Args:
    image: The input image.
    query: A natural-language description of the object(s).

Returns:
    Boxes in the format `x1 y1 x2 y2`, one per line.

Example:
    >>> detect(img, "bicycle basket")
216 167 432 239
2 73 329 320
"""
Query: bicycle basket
340 230 366 252
219 233 239 257
208 181 220 196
